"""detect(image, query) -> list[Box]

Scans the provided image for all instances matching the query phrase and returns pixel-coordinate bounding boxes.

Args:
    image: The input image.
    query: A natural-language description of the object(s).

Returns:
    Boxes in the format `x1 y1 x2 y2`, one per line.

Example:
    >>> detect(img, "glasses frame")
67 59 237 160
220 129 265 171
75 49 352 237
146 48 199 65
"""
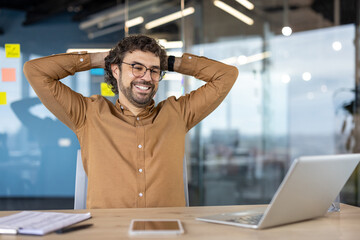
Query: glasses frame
121 62 165 82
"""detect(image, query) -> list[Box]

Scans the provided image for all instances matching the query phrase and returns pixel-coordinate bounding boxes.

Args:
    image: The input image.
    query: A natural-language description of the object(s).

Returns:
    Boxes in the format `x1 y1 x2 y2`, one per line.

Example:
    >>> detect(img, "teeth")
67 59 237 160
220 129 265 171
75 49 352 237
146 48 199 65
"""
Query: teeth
136 85 150 90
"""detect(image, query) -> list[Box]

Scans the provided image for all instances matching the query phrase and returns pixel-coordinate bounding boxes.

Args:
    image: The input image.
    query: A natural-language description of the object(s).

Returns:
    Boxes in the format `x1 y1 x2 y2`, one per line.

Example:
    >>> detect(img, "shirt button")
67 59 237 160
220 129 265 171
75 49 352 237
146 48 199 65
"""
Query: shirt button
188 56 192 59
138 168 143 173
120 106 124 109
138 144 142 149
80 58 84 62
136 117 140 121
139 193 143 197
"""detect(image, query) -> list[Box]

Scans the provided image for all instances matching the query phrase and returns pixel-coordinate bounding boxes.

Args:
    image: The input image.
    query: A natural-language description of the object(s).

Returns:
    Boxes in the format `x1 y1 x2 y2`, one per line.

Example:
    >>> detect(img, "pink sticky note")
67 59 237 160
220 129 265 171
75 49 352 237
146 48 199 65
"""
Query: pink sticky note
2 68 16 82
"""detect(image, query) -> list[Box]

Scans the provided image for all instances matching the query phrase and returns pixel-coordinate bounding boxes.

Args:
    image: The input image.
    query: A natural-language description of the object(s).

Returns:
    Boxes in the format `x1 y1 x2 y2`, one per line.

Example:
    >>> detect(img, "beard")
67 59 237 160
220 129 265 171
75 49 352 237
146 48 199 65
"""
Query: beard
118 78 157 108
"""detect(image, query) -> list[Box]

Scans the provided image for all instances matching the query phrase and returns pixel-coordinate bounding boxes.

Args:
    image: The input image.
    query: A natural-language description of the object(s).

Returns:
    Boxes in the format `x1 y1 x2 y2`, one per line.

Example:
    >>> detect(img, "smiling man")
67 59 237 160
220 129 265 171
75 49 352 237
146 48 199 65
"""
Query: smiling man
23 35 238 209
106 46 164 115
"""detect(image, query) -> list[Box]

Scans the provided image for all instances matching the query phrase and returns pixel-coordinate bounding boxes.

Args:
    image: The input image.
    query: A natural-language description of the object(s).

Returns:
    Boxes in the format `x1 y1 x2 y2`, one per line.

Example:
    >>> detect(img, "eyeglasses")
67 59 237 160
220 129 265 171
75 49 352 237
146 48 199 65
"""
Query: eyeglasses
121 62 165 82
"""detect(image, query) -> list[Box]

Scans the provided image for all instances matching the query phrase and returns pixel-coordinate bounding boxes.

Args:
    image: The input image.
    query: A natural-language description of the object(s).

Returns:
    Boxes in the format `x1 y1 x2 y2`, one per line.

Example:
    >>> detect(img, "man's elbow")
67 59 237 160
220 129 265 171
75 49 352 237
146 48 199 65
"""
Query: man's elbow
23 60 38 83
228 66 239 82
23 61 32 77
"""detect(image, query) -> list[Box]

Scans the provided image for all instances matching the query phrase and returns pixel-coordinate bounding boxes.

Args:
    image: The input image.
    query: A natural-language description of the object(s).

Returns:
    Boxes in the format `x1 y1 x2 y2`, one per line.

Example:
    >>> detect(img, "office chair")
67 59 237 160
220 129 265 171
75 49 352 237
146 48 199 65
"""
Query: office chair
74 150 87 209
74 150 190 209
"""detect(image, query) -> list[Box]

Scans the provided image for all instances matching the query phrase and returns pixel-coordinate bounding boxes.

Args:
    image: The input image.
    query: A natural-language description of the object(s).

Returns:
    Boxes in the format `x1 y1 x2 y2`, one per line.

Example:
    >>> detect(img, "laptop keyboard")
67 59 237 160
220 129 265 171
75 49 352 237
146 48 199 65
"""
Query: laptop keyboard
228 214 264 225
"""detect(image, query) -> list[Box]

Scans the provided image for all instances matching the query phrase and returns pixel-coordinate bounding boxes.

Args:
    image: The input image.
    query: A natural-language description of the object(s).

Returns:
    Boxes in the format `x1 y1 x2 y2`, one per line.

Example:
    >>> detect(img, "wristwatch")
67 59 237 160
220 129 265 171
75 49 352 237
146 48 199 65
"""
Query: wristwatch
167 55 175 72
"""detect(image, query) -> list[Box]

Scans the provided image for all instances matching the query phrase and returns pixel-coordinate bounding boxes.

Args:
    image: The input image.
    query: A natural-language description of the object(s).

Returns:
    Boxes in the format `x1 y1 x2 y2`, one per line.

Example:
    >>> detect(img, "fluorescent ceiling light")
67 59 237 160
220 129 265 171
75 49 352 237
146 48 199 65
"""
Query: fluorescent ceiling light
221 56 237 65
125 17 144 28
79 0 157 30
87 17 143 39
213 0 254 25
244 51 271 64
221 51 271 65
66 49 110 53
88 24 124 39
165 51 183 57
145 7 195 29
158 39 183 49
80 8 126 30
162 73 183 81
235 0 254 10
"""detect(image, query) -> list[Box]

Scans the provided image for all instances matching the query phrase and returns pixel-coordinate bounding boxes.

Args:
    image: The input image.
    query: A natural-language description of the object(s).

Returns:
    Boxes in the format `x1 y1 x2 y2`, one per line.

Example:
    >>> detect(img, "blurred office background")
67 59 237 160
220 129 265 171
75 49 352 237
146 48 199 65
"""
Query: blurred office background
0 0 359 210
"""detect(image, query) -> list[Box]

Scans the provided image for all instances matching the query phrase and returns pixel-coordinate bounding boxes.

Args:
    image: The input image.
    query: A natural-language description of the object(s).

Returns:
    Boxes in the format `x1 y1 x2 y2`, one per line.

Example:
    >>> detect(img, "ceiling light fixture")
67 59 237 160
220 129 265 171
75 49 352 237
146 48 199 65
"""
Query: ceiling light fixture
79 0 158 30
332 0 342 52
282 26 292 36
80 8 125 30
213 0 254 25
145 7 195 29
165 51 183 57
66 49 110 53
235 0 254 10
221 51 271 65
158 39 183 49
125 16 144 28
281 74 291 84
86 16 144 39
332 41 342 51
282 0 292 36
302 72 312 81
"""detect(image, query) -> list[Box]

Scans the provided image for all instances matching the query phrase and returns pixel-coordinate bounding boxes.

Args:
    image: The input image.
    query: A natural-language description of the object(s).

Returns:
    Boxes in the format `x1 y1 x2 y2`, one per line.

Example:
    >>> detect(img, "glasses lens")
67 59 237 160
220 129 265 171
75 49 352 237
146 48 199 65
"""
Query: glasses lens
150 69 162 81
158 71 165 81
132 64 146 78
130 63 162 81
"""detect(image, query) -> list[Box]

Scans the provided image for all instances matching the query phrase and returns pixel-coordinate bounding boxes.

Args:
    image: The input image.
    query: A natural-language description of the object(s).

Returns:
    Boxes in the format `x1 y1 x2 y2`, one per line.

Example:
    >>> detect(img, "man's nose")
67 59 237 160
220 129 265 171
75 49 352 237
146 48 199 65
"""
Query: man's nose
142 69 153 81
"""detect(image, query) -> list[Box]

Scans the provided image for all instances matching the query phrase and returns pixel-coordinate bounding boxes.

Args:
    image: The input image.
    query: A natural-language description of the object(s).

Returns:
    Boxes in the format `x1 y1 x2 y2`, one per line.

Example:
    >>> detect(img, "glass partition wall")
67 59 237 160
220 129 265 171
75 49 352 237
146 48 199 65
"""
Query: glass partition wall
0 0 359 210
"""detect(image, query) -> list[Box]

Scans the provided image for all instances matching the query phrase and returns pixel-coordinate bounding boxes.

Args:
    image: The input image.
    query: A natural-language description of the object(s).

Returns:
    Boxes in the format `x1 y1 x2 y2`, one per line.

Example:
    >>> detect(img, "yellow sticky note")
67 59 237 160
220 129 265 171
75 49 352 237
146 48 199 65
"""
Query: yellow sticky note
0 92 6 105
2 68 16 82
5 44 21 58
101 82 115 97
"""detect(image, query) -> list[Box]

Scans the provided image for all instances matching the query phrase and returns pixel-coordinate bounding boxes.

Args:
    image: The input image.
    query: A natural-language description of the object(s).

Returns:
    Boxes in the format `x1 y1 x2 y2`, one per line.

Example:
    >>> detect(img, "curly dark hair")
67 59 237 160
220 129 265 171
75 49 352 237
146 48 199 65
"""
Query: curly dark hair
104 35 167 94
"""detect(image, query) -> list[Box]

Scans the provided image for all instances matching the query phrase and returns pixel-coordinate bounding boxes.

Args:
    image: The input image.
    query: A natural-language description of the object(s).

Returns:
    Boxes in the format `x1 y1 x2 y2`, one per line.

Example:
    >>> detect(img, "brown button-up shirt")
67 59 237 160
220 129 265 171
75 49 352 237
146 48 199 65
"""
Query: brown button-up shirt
23 52 238 209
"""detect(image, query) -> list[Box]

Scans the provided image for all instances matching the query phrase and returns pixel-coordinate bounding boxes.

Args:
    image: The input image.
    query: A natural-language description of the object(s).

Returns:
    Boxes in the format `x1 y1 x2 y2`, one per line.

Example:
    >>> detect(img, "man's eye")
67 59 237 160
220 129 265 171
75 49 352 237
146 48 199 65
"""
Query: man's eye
151 69 160 74
133 65 144 71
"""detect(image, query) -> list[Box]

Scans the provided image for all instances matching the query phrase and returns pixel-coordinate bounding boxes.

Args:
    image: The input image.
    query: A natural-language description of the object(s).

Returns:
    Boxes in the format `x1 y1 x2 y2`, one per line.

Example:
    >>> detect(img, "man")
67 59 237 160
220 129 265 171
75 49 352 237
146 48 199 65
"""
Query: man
24 35 238 209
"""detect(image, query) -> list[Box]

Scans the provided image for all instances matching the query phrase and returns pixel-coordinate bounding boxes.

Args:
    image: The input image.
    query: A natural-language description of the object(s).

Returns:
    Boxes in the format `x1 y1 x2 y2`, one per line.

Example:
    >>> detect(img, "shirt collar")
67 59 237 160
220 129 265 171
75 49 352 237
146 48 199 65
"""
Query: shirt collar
115 99 155 117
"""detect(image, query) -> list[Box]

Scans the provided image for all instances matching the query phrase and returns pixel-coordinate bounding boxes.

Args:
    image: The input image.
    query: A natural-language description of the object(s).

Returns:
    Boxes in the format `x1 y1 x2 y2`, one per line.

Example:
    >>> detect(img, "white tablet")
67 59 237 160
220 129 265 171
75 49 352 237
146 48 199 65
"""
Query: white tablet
128 219 184 236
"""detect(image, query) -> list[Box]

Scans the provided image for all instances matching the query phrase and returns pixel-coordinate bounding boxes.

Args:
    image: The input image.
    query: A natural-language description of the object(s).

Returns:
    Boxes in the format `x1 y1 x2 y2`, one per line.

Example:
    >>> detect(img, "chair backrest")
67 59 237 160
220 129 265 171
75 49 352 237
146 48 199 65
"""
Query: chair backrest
183 155 189 207
74 150 190 209
74 150 87 209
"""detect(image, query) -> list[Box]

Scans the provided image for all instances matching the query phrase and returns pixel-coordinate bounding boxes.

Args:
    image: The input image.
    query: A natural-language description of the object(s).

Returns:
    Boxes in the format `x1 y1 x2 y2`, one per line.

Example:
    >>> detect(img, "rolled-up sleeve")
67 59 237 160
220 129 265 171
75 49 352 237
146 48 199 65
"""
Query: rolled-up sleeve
23 52 92 131
174 53 239 131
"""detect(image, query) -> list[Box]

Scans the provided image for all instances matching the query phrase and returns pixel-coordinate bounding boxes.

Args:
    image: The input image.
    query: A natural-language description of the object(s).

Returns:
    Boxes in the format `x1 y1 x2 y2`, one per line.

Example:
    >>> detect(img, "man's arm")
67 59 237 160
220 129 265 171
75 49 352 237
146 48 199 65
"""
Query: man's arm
169 53 239 131
23 52 107 131
90 52 108 68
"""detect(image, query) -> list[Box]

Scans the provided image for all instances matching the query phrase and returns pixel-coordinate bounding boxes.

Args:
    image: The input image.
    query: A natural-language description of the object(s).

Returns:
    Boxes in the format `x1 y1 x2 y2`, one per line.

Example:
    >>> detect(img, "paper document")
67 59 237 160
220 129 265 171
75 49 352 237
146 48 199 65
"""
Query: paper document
0 211 91 235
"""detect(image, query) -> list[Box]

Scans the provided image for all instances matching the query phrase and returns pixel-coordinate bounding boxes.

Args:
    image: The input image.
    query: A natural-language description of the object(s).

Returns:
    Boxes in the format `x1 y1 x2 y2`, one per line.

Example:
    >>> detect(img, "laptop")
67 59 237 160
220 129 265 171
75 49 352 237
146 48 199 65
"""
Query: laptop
196 154 360 229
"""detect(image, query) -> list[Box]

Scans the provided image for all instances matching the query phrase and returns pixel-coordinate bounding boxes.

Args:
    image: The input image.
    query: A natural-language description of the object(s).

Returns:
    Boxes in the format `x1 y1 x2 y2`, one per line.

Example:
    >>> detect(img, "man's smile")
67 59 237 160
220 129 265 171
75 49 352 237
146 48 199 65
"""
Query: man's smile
132 82 154 94
134 84 151 91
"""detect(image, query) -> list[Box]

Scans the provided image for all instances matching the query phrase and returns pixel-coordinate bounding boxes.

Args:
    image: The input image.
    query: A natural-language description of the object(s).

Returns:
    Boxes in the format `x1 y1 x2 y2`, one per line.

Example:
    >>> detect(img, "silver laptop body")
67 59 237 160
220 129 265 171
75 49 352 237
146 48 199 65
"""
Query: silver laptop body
196 154 360 229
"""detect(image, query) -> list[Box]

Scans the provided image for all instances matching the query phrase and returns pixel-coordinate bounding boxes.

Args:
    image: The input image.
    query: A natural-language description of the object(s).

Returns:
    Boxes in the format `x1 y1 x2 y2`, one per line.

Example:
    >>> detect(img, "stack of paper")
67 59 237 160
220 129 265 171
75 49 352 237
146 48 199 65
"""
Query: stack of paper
0 211 91 235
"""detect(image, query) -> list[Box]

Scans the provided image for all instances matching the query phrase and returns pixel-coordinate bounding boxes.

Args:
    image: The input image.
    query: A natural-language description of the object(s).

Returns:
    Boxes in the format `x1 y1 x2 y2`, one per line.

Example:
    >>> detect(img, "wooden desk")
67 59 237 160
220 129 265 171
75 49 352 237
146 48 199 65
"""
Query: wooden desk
0 204 359 239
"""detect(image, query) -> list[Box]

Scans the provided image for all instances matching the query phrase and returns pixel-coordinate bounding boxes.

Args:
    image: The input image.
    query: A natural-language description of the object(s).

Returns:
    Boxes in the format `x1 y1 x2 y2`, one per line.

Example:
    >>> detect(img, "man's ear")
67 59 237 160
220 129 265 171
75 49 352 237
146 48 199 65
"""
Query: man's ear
111 64 120 79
